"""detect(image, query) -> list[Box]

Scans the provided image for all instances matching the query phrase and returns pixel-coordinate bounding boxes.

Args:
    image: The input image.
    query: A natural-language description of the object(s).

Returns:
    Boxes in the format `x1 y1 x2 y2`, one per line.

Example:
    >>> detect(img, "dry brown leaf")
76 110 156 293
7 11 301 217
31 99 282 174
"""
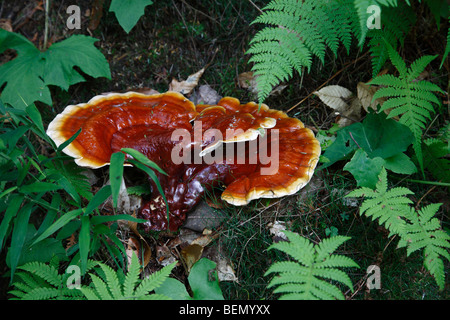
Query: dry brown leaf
169 68 205 95
0 19 13 32
126 235 152 270
314 85 362 126
357 82 384 112
267 220 288 241
181 243 204 272
190 84 222 105
314 85 353 112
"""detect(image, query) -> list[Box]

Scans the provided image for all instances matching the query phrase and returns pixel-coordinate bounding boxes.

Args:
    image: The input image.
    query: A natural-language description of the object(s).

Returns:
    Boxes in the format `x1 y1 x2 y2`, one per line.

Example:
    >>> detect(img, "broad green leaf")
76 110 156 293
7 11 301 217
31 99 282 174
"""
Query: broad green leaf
109 152 125 208
84 185 112 216
321 112 413 172
384 152 417 175
0 30 48 109
343 149 385 189
109 0 154 33
155 278 191 300
360 112 414 159
8 203 33 283
79 216 91 275
0 30 110 109
43 35 111 90
188 258 224 300
32 209 83 245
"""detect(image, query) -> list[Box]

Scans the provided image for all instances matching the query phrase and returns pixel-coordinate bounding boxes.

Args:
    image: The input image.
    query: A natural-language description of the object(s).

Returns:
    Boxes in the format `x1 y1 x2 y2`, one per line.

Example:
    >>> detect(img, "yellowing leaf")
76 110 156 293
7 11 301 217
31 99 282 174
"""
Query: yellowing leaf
169 68 205 95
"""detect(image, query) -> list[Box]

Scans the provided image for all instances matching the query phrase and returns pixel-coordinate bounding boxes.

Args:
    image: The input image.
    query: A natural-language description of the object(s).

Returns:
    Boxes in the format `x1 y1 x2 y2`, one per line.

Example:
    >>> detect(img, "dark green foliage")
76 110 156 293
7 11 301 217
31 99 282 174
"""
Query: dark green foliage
320 111 416 187
80 253 174 300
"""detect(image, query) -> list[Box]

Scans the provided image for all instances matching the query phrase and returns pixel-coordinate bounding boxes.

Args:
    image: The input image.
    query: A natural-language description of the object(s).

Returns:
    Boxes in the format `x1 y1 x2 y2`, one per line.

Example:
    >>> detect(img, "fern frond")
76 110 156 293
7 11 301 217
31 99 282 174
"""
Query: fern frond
17 262 62 287
89 273 114 300
22 287 62 300
133 262 176 298
369 45 444 172
80 252 175 300
122 252 141 298
349 168 450 290
98 262 122 299
365 2 415 75
266 231 358 300
248 0 357 103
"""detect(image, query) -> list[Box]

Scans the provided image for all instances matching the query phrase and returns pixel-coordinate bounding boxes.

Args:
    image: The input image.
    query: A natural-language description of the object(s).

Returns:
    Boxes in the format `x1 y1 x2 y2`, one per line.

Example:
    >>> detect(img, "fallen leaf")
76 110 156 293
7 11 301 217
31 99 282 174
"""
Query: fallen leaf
181 243 204 272
314 85 362 127
314 85 353 112
126 235 152 271
238 71 287 96
190 84 222 105
169 68 205 95
357 82 384 112
156 244 177 267
267 220 288 241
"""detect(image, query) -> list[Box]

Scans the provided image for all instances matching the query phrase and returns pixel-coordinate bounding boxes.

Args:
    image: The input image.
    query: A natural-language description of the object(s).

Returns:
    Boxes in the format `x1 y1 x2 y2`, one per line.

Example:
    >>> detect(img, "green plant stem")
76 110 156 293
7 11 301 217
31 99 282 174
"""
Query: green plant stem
403 179 450 187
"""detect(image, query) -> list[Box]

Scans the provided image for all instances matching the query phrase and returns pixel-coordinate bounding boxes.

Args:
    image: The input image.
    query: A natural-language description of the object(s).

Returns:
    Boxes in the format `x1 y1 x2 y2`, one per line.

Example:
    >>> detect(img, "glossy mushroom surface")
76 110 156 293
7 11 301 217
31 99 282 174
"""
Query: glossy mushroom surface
47 92 320 231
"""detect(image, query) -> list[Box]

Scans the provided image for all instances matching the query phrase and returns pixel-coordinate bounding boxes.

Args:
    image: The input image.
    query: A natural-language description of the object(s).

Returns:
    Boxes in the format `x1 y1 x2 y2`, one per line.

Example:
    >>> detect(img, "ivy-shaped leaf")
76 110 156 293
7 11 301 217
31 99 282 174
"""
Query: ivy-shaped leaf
109 0 154 33
343 149 385 189
321 111 415 182
0 30 110 109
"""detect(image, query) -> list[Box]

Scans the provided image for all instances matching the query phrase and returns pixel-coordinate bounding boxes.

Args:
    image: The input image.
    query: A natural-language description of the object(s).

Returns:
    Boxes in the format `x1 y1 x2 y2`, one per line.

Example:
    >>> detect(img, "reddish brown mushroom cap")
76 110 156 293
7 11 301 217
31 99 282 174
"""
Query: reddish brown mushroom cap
46 91 320 231
46 91 197 168
209 97 321 206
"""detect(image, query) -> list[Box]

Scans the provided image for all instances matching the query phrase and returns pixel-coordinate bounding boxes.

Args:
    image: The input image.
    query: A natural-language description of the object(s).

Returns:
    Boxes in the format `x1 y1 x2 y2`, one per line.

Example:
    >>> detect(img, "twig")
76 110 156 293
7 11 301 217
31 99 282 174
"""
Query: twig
248 0 263 14
43 0 50 50
415 185 437 210
286 51 370 114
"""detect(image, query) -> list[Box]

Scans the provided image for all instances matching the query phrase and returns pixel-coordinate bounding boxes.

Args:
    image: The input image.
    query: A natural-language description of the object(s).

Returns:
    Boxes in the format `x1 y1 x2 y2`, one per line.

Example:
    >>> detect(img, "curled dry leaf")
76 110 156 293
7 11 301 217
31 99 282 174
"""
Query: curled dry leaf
190 84 222 105
179 229 218 272
169 68 205 95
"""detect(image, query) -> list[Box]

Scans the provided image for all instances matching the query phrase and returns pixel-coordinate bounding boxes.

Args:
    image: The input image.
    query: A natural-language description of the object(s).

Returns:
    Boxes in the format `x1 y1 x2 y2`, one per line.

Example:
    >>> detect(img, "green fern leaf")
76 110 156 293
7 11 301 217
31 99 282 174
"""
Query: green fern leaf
133 262 176 298
89 273 114 300
349 169 450 290
122 252 141 298
369 44 444 173
17 262 62 287
266 231 358 300
98 263 122 299
248 0 356 103
22 287 62 300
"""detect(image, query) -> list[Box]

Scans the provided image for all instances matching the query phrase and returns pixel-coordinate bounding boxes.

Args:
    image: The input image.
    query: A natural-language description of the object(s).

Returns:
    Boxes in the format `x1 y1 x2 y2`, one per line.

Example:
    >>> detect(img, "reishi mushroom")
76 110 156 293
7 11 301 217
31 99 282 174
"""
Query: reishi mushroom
47 91 321 232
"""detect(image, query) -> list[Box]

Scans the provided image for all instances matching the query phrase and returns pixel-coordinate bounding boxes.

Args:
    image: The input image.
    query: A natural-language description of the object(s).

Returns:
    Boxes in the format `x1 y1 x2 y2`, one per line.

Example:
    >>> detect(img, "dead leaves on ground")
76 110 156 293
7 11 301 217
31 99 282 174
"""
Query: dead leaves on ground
314 81 387 127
